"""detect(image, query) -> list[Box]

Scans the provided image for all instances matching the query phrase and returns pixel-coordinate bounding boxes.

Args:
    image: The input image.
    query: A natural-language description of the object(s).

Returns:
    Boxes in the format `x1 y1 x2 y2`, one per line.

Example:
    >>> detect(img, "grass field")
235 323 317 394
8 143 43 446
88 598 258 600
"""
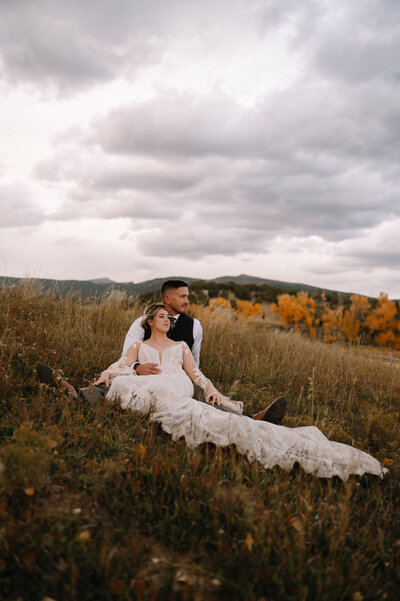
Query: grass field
0 286 399 600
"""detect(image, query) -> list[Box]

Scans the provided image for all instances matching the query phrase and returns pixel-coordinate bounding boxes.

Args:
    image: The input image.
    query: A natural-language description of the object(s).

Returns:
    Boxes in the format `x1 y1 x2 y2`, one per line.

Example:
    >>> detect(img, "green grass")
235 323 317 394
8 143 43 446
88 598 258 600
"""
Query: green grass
0 286 399 600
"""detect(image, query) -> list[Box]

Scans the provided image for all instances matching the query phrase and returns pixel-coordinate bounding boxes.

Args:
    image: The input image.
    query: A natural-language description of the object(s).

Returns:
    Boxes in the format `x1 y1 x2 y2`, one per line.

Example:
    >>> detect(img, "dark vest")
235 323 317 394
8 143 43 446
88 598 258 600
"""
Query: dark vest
144 313 194 349
168 314 195 349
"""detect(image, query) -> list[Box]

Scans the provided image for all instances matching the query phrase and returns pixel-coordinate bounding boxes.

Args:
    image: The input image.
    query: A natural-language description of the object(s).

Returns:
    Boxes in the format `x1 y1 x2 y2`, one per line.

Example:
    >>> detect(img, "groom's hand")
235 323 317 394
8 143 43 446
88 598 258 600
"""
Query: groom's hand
135 363 161 375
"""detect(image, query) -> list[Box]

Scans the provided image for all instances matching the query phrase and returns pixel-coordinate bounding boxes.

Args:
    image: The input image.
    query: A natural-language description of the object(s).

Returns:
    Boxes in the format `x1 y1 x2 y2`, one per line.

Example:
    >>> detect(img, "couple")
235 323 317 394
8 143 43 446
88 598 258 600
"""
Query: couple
120 279 285 422
91 280 386 481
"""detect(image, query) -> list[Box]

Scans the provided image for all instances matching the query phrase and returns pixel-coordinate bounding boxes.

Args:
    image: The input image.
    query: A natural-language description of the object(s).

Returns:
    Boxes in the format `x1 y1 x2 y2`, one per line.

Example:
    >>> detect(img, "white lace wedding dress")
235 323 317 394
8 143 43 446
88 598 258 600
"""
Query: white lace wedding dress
105 341 387 480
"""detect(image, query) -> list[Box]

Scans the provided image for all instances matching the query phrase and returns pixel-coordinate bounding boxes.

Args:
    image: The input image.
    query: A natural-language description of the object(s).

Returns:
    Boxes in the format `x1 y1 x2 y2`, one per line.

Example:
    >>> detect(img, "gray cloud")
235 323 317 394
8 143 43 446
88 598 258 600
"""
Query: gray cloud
35 79 400 255
0 184 45 228
0 0 166 91
90 80 400 171
312 2 400 85
258 1 400 86
337 222 400 270
8 0 400 268
136 221 269 259
0 0 250 92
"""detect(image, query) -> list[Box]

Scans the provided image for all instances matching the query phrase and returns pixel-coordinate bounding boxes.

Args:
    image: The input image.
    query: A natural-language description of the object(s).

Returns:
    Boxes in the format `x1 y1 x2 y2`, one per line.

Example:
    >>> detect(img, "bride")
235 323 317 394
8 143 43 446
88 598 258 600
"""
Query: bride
94 304 387 481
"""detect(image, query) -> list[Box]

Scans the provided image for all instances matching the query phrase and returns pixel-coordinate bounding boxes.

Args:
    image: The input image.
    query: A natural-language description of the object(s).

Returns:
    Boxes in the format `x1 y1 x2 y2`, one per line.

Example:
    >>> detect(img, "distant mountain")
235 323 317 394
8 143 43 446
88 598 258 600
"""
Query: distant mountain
0 273 374 301
89 277 116 284
0 275 196 299
213 274 346 295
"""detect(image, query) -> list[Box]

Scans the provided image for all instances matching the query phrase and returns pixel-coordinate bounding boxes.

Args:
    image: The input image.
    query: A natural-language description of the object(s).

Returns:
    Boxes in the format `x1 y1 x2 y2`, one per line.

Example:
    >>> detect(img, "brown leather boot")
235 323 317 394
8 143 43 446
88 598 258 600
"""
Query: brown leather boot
252 396 287 424
37 364 78 399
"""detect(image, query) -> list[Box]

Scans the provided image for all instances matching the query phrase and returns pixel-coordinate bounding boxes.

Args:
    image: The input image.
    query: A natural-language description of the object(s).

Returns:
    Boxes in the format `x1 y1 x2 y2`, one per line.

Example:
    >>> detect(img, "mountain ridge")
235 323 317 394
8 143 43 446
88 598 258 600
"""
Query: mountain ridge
0 273 375 300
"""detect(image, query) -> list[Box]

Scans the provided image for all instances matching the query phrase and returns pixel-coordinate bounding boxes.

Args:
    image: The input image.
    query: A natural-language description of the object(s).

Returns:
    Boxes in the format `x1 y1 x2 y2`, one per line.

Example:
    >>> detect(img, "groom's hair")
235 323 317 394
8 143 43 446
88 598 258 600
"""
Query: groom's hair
161 279 188 296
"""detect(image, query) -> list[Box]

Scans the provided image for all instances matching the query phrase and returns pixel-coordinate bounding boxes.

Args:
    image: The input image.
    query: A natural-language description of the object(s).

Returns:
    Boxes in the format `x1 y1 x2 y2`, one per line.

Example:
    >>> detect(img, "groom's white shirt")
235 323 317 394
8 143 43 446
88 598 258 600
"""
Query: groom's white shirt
123 313 203 367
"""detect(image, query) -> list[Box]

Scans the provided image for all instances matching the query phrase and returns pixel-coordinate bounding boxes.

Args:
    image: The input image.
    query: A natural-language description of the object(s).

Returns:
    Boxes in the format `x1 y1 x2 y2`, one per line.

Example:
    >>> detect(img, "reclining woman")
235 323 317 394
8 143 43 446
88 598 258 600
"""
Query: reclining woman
93 303 387 481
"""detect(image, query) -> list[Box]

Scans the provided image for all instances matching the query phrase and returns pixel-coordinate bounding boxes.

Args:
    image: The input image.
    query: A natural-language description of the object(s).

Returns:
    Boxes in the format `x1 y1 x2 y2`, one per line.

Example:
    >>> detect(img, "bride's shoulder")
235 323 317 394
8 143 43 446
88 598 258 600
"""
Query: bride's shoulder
180 340 191 354
171 341 185 350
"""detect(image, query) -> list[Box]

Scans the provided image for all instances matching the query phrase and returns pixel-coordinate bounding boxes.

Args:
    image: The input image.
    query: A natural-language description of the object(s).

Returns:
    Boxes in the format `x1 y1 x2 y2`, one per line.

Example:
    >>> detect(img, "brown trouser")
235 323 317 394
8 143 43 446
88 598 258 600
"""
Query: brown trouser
193 384 243 415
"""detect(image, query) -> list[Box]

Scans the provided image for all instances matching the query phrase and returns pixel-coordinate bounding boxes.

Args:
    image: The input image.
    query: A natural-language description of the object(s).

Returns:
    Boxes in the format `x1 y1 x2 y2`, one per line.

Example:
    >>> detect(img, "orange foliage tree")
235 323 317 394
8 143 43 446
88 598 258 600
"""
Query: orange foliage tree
321 307 343 343
208 297 232 312
208 296 263 321
217 288 400 349
339 294 371 345
272 292 317 336
365 292 400 348
236 300 263 320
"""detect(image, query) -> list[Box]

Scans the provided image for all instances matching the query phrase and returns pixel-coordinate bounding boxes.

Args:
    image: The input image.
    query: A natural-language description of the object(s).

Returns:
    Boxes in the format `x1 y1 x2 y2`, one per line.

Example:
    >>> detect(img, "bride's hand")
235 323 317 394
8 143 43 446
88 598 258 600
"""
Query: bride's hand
206 392 222 407
94 371 110 387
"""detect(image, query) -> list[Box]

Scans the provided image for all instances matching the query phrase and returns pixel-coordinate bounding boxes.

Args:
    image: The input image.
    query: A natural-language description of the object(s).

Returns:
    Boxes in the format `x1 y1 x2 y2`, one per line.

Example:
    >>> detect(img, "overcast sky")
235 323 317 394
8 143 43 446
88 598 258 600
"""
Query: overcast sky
1 0 400 297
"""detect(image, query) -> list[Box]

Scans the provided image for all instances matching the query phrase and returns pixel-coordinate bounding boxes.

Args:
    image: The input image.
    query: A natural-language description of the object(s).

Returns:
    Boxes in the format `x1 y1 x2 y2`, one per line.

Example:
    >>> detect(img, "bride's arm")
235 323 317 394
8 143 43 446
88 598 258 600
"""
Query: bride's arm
94 343 139 386
181 342 222 406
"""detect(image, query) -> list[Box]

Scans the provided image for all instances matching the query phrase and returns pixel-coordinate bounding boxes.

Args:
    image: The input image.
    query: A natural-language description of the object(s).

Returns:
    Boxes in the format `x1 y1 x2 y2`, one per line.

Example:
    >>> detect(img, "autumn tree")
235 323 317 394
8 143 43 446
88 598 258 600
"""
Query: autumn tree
273 288 400 349
339 294 371 345
272 294 303 331
236 300 263 320
208 297 232 312
297 291 317 337
272 292 317 336
365 292 400 348
321 306 343 343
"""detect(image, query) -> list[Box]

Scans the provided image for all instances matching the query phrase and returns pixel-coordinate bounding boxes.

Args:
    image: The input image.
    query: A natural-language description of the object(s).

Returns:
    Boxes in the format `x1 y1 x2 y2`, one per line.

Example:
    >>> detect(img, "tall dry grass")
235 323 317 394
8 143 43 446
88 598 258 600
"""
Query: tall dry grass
0 286 399 601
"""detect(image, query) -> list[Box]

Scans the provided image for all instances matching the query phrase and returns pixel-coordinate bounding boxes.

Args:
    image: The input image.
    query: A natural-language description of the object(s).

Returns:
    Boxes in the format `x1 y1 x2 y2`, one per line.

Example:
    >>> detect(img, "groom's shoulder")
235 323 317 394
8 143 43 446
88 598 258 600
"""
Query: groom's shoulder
180 313 194 322
180 313 201 326
183 313 202 331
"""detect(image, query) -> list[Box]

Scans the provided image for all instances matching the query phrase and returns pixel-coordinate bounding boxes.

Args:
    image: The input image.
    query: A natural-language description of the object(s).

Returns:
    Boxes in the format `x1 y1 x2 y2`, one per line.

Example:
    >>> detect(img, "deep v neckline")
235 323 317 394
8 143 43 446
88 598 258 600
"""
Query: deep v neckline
141 341 181 364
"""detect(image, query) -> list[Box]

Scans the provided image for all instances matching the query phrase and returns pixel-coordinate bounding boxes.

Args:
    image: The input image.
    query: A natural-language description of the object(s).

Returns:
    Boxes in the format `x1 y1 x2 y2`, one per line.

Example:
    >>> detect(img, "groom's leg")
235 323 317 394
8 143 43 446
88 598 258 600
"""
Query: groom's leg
80 384 109 402
193 384 244 415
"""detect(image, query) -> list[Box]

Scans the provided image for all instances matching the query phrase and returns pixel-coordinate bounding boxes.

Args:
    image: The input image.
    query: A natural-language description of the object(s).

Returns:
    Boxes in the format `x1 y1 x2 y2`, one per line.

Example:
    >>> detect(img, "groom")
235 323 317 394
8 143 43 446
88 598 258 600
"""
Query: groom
124 279 286 424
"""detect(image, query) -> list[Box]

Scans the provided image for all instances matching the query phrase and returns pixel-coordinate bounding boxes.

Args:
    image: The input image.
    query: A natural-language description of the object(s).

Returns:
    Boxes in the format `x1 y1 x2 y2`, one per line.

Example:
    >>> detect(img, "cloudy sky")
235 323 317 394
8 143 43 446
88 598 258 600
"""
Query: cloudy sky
1 0 400 297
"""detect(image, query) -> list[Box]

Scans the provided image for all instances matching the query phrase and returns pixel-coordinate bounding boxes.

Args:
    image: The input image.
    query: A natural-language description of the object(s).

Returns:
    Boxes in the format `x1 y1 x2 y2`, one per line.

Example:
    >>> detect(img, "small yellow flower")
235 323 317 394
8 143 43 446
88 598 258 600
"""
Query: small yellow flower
244 532 255 551
383 458 394 466
136 444 146 459
24 487 35 496
76 530 91 542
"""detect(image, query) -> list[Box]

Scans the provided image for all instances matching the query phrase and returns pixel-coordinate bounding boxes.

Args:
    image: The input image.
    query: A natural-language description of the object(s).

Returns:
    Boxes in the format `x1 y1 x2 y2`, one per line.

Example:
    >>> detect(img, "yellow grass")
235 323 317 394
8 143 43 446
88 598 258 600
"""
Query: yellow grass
0 285 399 601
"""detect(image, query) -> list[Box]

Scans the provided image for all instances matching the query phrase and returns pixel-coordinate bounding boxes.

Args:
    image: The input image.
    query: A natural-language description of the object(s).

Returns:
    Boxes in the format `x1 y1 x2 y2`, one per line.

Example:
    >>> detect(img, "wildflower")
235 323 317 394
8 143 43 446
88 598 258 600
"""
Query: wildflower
244 532 255 551
136 444 146 459
76 530 91 542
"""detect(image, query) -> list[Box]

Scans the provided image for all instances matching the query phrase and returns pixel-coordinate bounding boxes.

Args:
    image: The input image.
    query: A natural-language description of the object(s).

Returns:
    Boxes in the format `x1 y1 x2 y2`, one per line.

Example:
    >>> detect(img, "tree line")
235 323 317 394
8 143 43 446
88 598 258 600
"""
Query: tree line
272 291 400 348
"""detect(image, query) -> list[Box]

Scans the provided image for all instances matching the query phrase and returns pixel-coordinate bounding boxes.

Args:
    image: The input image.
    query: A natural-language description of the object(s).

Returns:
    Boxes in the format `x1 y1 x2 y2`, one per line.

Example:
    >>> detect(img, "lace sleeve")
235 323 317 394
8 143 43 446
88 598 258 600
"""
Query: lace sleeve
102 342 139 379
181 341 217 397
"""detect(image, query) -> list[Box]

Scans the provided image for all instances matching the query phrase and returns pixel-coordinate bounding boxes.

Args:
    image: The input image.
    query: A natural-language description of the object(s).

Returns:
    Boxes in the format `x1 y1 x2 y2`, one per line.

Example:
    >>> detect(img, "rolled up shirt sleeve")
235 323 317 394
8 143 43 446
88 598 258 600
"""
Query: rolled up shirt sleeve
191 318 203 367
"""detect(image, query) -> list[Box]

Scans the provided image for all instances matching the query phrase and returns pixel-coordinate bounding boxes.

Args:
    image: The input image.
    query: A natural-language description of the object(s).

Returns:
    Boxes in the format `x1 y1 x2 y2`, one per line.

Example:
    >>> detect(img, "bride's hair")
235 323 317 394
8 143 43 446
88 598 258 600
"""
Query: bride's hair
141 303 174 336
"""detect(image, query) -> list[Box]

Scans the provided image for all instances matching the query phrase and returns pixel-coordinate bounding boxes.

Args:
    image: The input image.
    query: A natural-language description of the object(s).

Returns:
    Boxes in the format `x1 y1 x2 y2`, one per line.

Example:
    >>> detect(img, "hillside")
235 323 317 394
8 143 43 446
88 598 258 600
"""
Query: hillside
0 275 198 299
213 273 349 295
0 273 358 303
0 286 399 601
